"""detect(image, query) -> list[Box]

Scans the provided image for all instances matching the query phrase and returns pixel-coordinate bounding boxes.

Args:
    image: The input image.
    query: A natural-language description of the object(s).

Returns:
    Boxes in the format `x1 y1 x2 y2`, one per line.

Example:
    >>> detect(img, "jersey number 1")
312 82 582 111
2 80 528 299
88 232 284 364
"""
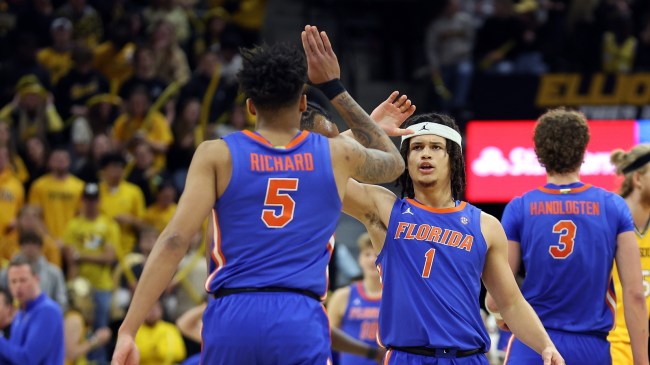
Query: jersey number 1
549 220 576 259
262 178 298 228
421 248 436 278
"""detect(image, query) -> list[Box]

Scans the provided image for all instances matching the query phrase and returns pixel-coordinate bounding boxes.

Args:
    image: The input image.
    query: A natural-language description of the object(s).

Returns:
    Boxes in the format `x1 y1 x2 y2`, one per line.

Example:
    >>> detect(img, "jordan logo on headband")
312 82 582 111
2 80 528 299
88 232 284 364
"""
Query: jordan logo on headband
402 122 463 151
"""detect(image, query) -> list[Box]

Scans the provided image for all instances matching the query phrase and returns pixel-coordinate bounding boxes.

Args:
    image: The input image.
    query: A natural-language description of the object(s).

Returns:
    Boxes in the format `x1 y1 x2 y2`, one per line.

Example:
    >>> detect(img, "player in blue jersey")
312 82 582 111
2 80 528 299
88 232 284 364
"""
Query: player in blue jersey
486 109 649 365
341 113 564 364
328 232 383 365
111 25 406 365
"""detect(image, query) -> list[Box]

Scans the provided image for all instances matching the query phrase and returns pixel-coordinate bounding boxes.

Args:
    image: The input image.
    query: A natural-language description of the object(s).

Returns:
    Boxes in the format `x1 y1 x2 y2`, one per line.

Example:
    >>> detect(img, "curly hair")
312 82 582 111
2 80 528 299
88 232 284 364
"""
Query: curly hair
237 43 307 110
397 113 465 200
534 108 590 174
611 144 650 198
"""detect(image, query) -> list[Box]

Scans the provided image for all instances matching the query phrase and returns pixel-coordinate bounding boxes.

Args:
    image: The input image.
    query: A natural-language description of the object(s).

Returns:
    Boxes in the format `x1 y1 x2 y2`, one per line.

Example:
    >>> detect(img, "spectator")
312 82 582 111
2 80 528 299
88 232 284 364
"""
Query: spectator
54 44 110 123
119 46 169 106
0 230 67 308
473 0 521 73
177 49 239 133
0 76 63 150
28 148 85 241
135 300 186 365
73 133 113 183
166 97 200 192
64 276 112 365
126 142 168 206
424 0 475 117
21 136 49 191
63 182 119 364
149 19 191 86
601 12 637 73
37 17 74 86
143 0 191 47
0 33 51 106
0 123 29 184
0 256 64 365
69 94 121 169
0 287 15 339
92 17 136 94
55 0 103 47
97 153 145 257
0 145 24 248
3 205 62 268
142 181 176 232
111 86 173 170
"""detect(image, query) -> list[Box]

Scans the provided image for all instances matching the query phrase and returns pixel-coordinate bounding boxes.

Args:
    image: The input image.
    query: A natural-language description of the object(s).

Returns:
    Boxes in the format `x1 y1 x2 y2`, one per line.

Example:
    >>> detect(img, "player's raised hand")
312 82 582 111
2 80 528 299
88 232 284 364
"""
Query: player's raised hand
111 333 140 365
301 25 340 84
541 346 565 365
370 91 416 137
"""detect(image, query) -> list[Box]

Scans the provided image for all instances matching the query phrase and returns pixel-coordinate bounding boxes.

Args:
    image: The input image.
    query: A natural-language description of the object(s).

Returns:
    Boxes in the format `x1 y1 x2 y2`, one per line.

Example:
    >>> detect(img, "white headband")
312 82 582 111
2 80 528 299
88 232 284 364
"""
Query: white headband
400 122 463 150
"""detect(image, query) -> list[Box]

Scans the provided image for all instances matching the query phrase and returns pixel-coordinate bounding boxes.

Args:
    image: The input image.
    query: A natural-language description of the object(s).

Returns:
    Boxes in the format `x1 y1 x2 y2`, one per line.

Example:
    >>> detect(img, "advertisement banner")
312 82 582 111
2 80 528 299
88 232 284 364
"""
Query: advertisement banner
466 120 637 203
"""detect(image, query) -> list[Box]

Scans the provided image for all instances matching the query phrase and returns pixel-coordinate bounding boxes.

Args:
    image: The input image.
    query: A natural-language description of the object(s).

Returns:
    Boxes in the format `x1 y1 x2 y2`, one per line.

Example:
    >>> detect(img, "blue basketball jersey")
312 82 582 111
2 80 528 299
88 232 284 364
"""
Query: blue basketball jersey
377 198 490 351
204 130 341 298
339 282 381 365
501 182 634 334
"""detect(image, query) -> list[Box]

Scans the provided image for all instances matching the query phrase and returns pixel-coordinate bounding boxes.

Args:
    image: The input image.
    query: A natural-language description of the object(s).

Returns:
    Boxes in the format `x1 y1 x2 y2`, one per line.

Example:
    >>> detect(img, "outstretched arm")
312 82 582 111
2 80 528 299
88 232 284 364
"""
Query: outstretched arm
480 213 564 365
301 25 404 183
340 91 415 139
113 141 221 365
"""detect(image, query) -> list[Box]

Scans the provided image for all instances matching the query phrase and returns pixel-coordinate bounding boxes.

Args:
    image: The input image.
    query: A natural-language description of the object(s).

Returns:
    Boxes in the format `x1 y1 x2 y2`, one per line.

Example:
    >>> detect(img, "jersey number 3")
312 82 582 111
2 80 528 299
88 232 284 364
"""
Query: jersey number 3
549 220 576 259
262 178 298 228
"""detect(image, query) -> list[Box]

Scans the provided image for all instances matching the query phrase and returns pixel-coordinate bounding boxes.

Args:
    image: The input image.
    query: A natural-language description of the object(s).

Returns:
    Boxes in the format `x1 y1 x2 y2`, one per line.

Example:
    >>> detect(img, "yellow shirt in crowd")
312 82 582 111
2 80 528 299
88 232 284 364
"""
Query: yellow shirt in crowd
98 181 145 256
135 321 186 365
112 110 173 169
143 203 176 234
2 232 62 268
28 174 84 239
63 214 120 291
37 48 73 85
0 168 24 238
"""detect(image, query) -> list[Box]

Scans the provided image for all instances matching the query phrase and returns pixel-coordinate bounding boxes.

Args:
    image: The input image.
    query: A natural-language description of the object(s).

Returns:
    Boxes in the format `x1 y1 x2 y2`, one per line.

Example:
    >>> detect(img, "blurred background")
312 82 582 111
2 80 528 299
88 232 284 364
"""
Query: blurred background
0 0 647 363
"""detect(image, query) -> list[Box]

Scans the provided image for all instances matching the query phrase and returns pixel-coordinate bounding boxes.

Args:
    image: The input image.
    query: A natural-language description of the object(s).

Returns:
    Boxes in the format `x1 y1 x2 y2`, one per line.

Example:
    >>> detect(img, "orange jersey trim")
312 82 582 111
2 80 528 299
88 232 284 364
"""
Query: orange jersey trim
241 130 310 149
537 184 592 194
356 282 381 302
321 234 336 302
204 209 226 292
503 334 515 365
406 199 467 213
382 349 392 365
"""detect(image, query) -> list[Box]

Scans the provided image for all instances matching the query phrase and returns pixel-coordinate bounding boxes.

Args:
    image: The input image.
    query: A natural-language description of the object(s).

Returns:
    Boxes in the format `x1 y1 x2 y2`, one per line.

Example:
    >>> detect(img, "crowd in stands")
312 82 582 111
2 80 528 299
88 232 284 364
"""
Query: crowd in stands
0 0 266 363
423 0 650 120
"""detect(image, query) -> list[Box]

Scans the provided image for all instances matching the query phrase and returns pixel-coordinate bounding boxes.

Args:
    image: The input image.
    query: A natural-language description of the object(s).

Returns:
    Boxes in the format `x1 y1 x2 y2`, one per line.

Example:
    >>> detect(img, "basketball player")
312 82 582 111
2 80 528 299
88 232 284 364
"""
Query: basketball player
328 232 382 365
608 144 650 364
487 109 648 364
341 113 564 364
111 25 405 365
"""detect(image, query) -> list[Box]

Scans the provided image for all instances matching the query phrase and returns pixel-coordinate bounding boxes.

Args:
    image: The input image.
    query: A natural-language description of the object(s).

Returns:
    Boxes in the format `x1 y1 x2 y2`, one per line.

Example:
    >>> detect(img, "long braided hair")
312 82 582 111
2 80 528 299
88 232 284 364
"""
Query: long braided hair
396 113 465 200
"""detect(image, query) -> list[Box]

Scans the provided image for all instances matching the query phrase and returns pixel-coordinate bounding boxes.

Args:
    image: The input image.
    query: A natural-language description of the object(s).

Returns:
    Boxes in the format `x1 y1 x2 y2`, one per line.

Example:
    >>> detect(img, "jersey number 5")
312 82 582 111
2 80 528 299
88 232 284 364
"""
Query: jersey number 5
262 178 298 228
549 220 576 259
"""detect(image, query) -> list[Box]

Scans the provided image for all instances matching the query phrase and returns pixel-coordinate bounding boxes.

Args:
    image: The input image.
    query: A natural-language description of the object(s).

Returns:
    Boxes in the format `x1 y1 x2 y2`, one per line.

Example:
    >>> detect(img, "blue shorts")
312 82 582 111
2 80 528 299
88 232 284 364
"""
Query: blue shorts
504 329 610 365
384 349 489 365
200 292 331 365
